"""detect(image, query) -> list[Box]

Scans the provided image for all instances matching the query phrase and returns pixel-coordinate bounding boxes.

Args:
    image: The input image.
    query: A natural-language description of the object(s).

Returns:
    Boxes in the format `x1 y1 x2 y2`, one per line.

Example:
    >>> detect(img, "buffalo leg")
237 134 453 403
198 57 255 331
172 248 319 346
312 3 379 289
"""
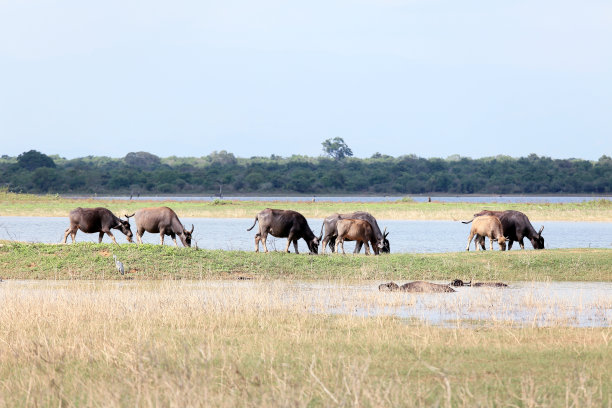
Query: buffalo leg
136 231 143 244
489 235 494 251
519 239 525 249
62 227 74 244
328 237 336 253
508 240 514 250
354 241 363 254
320 237 328 254
336 238 346 254
261 233 269 253
363 241 370 255
466 232 475 251
293 239 299 254
105 231 118 244
98 231 105 243
478 235 486 251
254 234 260 252
160 233 165 245
284 237 292 253
171 233 178 247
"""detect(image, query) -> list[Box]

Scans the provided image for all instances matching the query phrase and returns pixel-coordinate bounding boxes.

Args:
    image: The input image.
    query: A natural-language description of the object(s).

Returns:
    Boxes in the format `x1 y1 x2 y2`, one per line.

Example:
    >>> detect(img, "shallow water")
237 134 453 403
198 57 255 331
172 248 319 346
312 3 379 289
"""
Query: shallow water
2 280 610 328
1 216 611 253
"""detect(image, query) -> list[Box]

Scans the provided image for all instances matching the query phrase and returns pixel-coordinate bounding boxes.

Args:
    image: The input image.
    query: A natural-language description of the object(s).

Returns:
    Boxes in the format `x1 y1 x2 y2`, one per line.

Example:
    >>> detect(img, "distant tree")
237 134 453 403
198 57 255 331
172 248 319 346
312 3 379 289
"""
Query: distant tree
207 150 237 166
124 152 161 169
17 150 56 170
322 137 353 160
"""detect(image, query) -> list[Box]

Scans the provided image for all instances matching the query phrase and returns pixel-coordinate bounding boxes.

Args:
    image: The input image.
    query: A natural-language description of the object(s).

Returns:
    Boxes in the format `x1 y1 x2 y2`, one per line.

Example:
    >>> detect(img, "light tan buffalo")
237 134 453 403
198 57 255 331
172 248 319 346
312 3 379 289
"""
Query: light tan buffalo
465 215 507 251
134 207 193 247
335 218 383 255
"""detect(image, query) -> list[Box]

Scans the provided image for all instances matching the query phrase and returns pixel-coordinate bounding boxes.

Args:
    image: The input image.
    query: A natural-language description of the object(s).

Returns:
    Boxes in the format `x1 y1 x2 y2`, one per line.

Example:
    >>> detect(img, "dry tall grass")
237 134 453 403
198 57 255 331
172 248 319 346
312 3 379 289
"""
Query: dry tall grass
0 280 610 407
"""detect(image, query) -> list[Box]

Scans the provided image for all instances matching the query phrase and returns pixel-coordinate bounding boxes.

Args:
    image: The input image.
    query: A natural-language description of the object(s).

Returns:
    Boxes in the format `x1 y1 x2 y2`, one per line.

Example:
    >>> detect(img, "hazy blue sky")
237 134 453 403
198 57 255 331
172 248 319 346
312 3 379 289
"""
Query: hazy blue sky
1 0 611 160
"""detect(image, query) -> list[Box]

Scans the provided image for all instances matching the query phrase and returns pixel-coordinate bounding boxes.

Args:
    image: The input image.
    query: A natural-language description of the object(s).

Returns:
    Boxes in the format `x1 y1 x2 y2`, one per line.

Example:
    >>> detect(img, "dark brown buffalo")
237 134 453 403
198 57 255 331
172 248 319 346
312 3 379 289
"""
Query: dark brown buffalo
62 207 134 244
463 210 545 250
134 207 194 247
246 208 319 254
335 218 381 255
319 211 389 254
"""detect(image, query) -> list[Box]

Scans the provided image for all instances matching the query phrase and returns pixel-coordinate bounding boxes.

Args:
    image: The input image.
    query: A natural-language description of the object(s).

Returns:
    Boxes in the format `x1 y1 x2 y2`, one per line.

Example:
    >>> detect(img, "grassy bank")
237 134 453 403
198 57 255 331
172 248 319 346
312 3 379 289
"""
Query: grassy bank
1 242 611 281
1 191 612 220
0 280 609 407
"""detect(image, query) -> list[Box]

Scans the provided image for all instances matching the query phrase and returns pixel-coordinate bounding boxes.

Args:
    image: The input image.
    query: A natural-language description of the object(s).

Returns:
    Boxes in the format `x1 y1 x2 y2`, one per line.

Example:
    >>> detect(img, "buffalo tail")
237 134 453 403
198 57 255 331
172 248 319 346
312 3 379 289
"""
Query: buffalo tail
246 216 258 231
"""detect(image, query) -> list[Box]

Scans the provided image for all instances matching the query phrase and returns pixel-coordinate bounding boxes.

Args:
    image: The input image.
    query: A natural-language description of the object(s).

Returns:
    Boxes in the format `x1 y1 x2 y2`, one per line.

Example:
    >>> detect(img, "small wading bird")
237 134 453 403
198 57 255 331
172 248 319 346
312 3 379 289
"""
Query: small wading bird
113 255 125 275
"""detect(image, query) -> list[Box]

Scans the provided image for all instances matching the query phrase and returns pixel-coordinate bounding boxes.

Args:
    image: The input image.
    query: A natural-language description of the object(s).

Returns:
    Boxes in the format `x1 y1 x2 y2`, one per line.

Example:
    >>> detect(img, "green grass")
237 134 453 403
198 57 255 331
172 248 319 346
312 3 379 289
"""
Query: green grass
2 190 612 220
2 242 611 281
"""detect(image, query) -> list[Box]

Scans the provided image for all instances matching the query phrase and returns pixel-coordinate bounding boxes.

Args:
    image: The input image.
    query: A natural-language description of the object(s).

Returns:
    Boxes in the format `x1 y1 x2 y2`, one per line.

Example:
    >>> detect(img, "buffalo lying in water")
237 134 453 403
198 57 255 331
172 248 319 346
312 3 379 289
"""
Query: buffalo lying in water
378 281 455 293
451 279 508 288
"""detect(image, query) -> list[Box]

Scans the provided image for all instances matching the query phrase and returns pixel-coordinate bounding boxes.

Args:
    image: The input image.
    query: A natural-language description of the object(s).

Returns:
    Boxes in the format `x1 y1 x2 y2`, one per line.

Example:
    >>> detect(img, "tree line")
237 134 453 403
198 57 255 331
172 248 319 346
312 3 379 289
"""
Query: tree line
1 150 612 195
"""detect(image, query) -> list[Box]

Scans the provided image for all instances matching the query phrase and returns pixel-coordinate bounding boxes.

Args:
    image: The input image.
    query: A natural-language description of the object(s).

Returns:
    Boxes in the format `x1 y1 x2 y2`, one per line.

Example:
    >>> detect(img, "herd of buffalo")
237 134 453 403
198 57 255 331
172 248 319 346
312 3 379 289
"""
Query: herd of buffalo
61 206 545 253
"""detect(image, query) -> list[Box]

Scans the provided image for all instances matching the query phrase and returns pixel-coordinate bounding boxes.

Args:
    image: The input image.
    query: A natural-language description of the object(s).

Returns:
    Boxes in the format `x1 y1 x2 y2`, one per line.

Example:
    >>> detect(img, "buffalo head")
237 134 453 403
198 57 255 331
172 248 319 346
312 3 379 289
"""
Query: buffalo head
308 236 320 254
380 228 390 253
182 224 195 247
118 213 135 243
532 226 545 249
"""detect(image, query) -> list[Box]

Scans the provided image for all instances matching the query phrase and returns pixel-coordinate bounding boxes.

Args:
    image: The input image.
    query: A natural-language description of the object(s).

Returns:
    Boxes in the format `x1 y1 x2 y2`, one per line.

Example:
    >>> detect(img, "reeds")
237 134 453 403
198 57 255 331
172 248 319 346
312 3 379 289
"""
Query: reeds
0 280 609 407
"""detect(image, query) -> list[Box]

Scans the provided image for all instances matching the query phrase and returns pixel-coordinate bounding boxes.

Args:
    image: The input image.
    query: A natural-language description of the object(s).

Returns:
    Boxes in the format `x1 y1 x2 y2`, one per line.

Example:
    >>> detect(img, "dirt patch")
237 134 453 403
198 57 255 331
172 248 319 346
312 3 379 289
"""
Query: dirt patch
28 263 37 268
98 250 111 257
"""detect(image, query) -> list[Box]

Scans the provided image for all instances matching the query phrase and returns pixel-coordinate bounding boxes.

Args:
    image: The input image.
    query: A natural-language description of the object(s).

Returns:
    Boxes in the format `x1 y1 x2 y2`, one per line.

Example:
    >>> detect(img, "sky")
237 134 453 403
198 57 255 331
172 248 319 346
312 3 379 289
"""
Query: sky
1 0 611 160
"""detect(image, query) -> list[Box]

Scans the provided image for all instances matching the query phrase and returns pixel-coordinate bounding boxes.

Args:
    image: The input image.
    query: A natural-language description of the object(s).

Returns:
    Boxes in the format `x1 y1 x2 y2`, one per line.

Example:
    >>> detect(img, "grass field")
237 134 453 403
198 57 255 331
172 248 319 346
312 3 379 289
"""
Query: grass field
0 280 609 407
1 242 611 282
1 191 612 220
2 191 611 407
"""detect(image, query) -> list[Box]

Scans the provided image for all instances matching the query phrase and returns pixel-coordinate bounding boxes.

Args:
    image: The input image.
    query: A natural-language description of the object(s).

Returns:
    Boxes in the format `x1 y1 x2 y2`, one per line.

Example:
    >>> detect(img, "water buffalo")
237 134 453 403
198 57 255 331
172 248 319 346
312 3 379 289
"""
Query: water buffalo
463 210 545 250
62 207 134 244
134 207 194 247
246 208 319 254
335 218 382 255
319 212 389 254
465 215 507 251
451 279 508 287
378 281 455 293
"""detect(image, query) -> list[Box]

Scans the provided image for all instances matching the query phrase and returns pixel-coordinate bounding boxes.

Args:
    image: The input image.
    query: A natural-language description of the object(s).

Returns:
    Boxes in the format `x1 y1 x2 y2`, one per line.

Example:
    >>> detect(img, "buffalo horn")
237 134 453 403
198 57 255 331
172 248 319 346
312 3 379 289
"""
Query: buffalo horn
125 213 135 219
538 226 544 235
383 227 388 237
190 224 194 234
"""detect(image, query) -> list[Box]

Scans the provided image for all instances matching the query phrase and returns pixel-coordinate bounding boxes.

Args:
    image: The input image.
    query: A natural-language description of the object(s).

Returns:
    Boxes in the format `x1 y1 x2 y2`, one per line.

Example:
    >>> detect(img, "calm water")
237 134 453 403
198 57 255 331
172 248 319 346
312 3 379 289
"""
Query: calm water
2 280 610 328
1 217 611 253
63 195 611 204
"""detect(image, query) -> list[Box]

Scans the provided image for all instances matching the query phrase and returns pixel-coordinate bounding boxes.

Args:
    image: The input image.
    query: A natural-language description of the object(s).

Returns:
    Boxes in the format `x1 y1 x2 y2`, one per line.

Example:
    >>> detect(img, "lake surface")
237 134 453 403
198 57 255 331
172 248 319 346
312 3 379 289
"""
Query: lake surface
1 217 611 253
63 195 611 204
2 280 610 328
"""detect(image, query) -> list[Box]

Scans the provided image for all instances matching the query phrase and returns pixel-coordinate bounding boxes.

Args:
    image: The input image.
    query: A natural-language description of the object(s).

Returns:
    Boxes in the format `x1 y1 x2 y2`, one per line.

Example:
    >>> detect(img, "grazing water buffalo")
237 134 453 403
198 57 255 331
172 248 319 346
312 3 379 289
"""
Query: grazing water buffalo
466 215 507 251
335 219 382 255
378 281 455 293
319 212 389 254
134 207 194 247
62 207 134 244
463 210 545 250
246 208 319 254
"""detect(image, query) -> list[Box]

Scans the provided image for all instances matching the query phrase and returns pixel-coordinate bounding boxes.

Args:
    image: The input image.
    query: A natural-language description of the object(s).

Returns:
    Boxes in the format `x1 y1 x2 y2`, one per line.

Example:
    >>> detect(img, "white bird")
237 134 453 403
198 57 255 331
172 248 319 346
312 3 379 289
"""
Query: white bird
113 255 125 275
